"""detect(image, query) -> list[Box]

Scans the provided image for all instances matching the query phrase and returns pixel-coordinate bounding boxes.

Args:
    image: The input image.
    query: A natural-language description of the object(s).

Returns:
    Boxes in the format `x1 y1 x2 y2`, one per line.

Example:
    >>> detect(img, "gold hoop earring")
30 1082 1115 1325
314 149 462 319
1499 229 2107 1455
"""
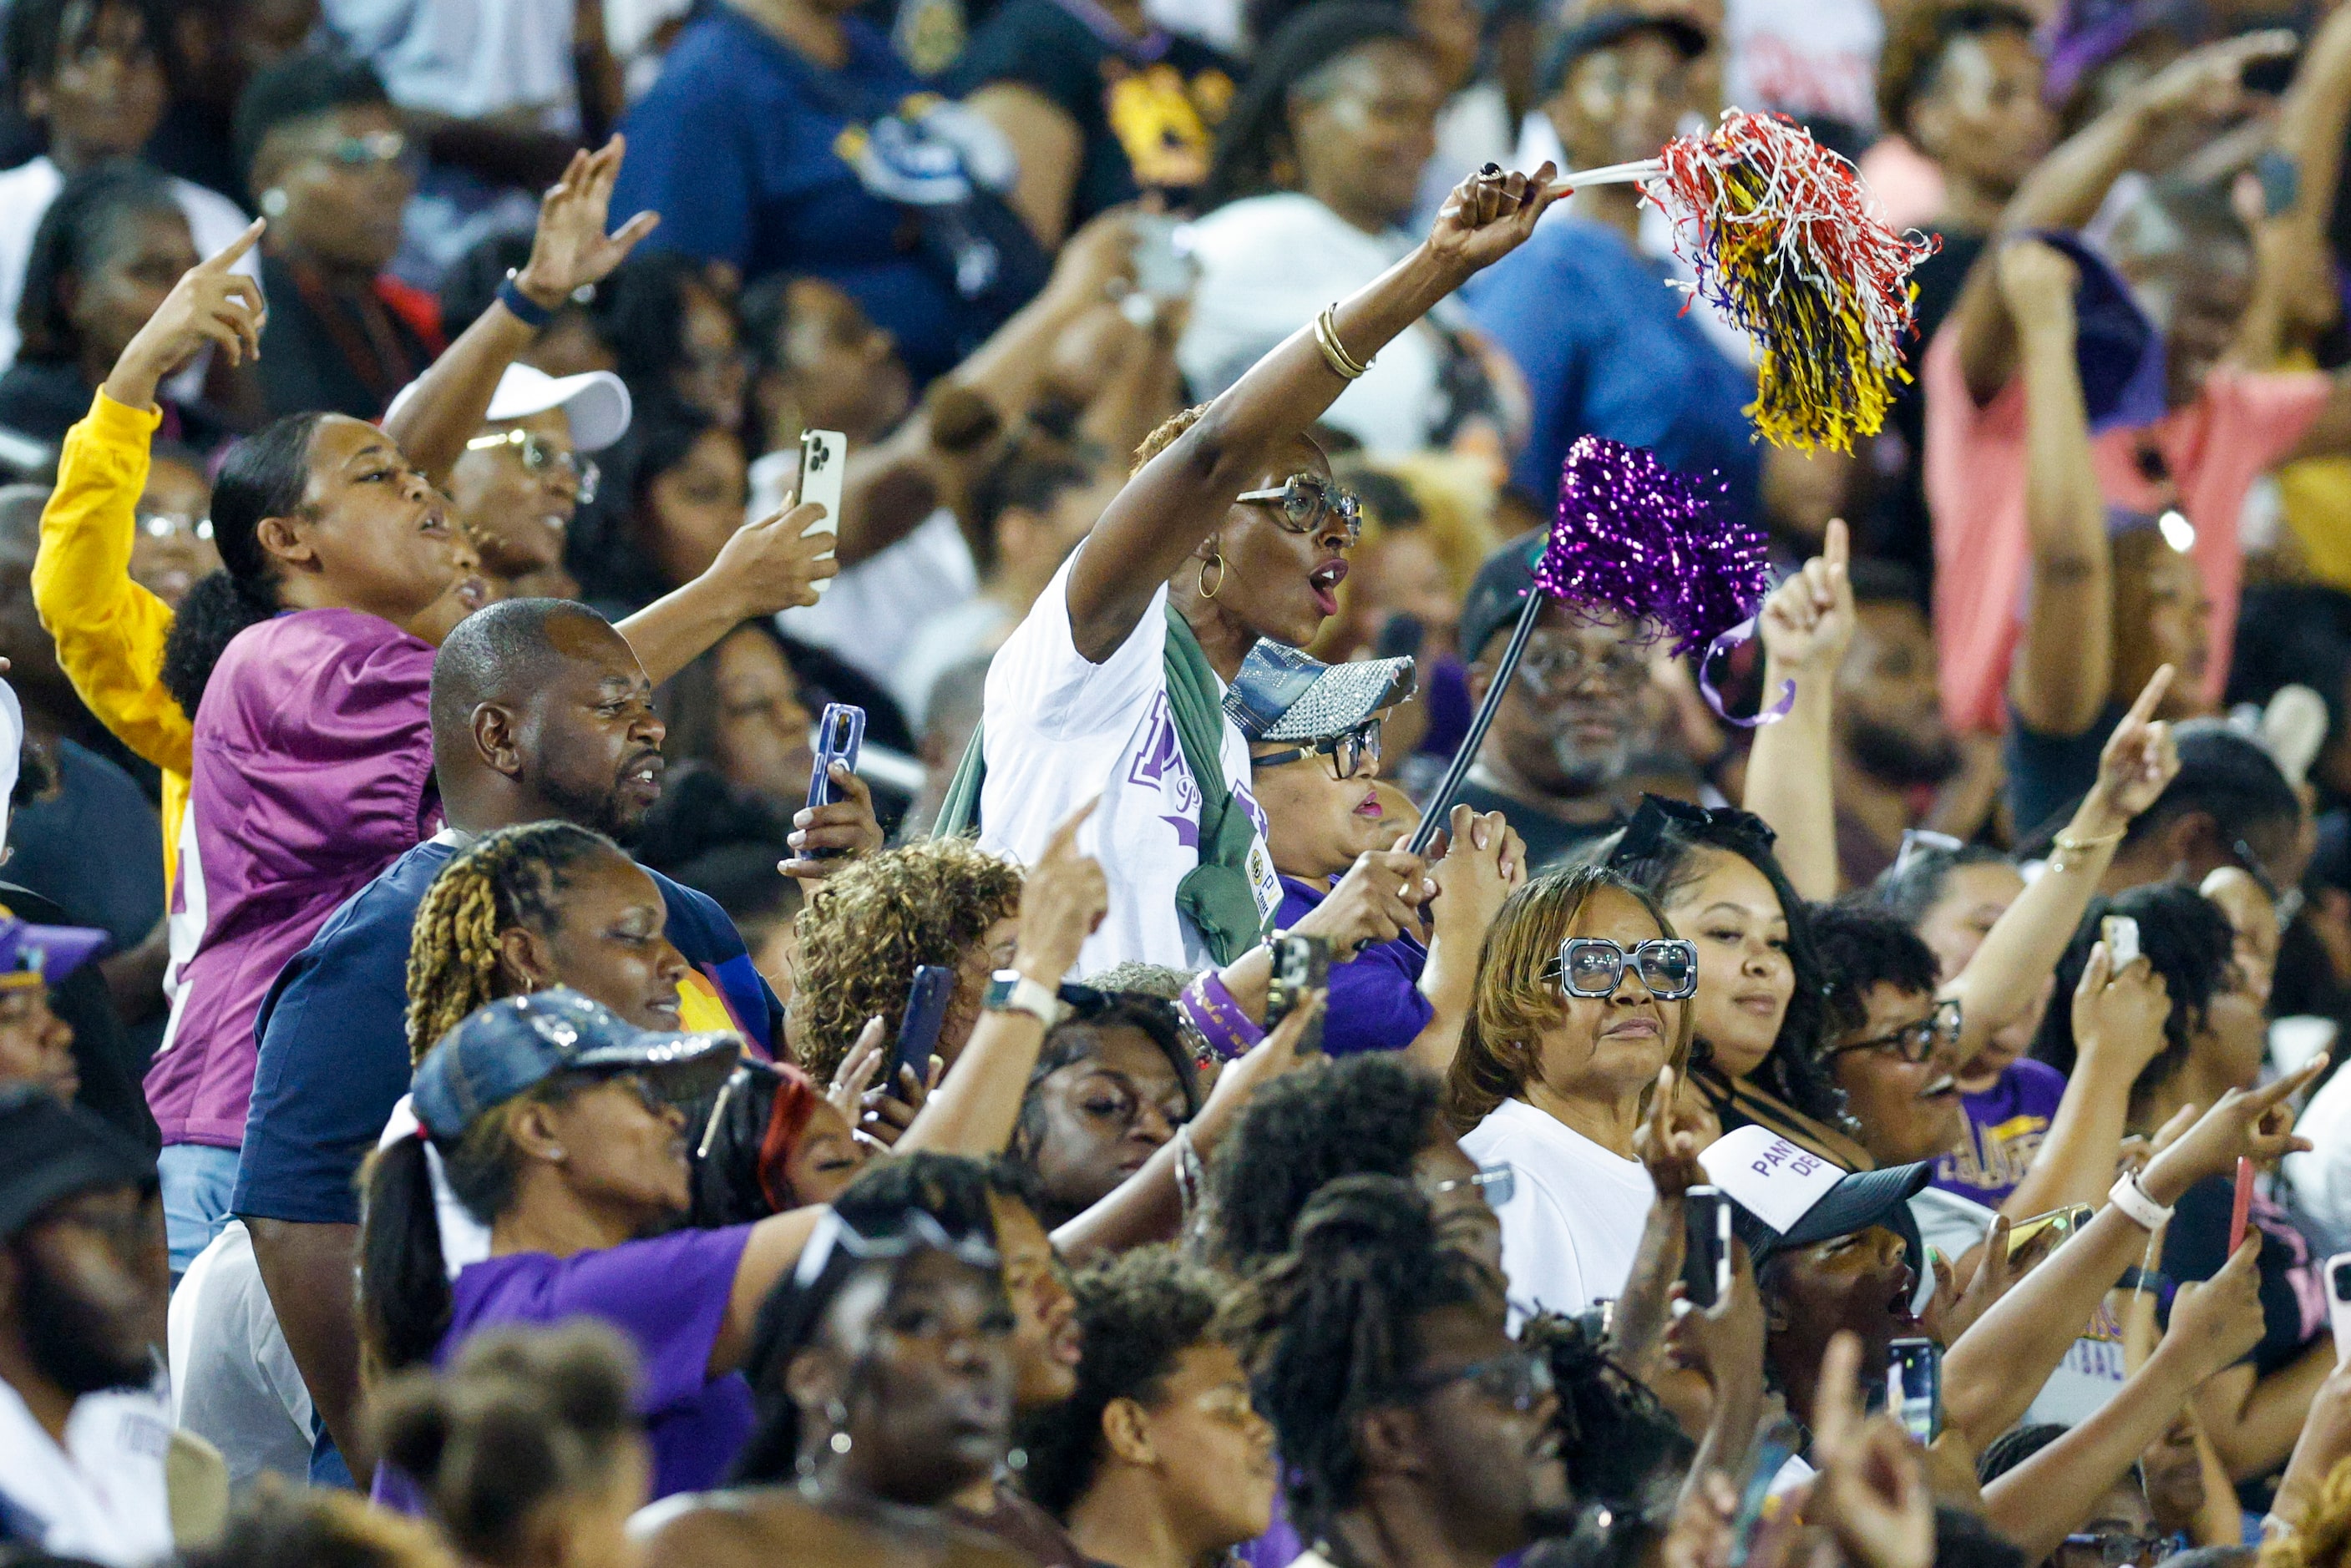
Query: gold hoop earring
1198 551 1226 600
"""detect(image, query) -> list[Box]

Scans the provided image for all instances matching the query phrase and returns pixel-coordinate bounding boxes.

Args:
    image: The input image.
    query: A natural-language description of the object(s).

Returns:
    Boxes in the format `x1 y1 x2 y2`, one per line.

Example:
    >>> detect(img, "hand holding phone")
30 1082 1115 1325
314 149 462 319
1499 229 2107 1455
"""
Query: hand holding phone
2006 1203 2093 1259
806 703 865 832
2103 914 2141 968
1887 1338 1942 1444
1683 1186 1731 1308
891 965 955 1096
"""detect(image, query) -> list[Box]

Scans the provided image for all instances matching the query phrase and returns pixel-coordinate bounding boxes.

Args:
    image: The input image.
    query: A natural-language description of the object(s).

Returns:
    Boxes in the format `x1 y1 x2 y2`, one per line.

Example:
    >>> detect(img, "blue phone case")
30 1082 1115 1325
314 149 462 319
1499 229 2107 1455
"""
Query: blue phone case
892 965 955 1089
805 704 866 843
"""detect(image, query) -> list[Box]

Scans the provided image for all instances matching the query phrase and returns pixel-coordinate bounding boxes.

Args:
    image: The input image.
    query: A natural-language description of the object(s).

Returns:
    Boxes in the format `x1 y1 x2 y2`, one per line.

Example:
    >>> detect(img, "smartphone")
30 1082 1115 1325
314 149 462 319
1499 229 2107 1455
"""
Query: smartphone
2103 914 2141 968
1683 1186 1732 1309
2328 1253 2351 1363
1264 933 1330 1050
1887 1338 1942 1444
1728 1416 1803 1568
796 427 847 599
1130 214 1198 301
2230 1156 2257 1252
892 965 955 1093
803 703 865 853
2006 1203 2095 1259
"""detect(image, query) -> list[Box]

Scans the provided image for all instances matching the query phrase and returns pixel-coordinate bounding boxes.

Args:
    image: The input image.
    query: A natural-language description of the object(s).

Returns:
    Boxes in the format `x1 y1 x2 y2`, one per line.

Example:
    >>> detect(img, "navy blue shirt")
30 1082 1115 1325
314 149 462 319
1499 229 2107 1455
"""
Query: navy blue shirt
611 3 982 382
234 839 783 1226
1465 215 1760 521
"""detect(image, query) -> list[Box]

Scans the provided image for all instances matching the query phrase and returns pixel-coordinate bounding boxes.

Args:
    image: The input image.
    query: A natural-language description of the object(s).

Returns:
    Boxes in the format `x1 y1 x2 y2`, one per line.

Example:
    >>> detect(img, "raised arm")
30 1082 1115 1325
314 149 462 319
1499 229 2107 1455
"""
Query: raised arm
1943 1064 2322 1449
1982 1240 2266 1562
899 804 1107 1156
383 137 658 480
1996 940 2168 1218
611 500 836 685
1952 666 2178 1071
2236 3 2351 370
1952 32 2298 404
1741 519 1853 900
1065 166 1562 661
1997 239 2115 738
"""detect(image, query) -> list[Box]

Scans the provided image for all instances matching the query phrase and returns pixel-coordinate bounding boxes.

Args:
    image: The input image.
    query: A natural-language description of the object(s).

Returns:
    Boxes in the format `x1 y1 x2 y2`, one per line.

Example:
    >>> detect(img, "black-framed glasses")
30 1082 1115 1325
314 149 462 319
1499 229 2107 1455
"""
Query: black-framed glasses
1253 718 1381 781
1431 1162 1516 1210
2229 837 2304 934
1517 630 1650 699
1543 937 1698 1000
1406 1348 1554 1412
137 510 213 543
1235 474 1362 545
2062 1534 2176 1568
1831 998 1962 1065
466 427 600 504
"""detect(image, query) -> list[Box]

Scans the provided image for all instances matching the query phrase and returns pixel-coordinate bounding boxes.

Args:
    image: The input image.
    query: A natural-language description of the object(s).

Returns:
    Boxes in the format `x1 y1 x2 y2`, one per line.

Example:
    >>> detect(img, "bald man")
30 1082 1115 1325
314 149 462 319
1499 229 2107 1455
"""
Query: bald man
231 598 863 1484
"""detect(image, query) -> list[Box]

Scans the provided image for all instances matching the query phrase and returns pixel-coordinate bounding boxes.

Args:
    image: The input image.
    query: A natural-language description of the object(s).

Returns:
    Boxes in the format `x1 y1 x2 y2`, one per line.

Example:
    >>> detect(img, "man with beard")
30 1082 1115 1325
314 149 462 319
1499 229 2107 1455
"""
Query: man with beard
1451 535 1644 872
0 1085 172 1565
1834 564 1964 888
231 597 875 1486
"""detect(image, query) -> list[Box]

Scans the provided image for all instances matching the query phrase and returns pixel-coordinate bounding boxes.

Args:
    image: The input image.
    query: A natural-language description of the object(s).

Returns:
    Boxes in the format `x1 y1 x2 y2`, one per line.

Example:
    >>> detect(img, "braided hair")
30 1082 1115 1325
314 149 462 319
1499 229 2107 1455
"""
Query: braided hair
405 822 628 1063
1219 1172 1500 1541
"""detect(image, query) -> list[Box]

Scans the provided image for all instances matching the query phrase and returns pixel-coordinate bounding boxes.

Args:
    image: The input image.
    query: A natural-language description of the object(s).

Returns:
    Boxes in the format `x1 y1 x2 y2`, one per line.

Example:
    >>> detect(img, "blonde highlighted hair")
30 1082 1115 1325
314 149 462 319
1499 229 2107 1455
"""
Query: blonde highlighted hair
1443 865 1692 1132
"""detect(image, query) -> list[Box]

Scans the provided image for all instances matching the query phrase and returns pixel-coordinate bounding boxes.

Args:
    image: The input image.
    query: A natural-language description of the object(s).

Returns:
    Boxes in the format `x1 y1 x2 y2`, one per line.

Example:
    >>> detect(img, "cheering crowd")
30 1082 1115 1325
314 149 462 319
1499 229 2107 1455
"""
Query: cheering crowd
14 0 2351 1567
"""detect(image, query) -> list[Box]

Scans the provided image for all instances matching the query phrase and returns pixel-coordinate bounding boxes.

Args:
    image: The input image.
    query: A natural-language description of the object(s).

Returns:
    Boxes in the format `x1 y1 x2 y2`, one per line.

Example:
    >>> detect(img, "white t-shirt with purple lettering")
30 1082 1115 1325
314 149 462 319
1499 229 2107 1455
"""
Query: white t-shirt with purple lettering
980 551 1280 975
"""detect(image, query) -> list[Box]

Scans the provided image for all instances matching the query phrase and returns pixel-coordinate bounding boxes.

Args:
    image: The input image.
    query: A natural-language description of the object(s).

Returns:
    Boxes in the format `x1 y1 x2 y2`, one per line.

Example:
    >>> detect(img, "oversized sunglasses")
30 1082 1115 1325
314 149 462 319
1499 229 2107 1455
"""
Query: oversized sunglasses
466 427 600 505
1407 1348 1554 1412
1235 474 1362 545
1254 717 1381 780
1830 998 1961 1065
1543 937 1698 1000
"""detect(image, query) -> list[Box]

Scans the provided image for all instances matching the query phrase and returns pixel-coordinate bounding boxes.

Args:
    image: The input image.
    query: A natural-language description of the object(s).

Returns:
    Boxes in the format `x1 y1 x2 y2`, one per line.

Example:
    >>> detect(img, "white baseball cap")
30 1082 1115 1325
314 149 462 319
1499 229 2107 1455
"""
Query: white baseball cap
384 362 633 453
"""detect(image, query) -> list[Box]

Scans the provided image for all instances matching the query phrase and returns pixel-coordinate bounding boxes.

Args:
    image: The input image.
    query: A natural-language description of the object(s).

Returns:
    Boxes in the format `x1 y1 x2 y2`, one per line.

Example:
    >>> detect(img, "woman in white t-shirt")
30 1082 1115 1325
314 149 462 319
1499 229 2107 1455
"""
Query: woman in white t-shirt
975 157 1563 974
1447 864 1696 1318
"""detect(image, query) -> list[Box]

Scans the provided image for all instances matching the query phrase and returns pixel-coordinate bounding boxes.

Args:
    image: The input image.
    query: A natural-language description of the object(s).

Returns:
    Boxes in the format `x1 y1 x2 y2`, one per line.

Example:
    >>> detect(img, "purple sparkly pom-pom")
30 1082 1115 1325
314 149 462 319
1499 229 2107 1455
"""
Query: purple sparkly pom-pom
1534 436 1772 659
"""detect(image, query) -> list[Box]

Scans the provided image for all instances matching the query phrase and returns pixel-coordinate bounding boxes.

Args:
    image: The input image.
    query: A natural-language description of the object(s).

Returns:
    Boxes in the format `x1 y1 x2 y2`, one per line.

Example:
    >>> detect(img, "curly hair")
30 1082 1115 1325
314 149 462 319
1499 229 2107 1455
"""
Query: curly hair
1446 866 1692 1132
1592 815 1847 1126
2031 884 2236 1107
2261 1459 2351 1568
1205 1052 1443 1267
792 837 1025 1083
1811 903 1945 1039
1219 1173 1499 1541
368 1322 640 1563
405 822 627 1064
1018 1246 1227 1518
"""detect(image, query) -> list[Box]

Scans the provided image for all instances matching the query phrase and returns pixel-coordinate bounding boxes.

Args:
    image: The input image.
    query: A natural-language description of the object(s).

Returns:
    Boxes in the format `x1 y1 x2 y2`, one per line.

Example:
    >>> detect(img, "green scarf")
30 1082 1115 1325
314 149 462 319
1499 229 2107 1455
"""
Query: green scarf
930 605 1272 965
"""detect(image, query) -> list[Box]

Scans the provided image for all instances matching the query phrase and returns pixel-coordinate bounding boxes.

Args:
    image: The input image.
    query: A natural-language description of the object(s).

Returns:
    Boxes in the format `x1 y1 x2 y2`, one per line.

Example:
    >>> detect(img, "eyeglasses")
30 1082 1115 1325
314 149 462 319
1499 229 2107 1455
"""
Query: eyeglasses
2229 837 2304 934
1543 937 1699 1000
1518 632 1650 700
1254 718 1382 781
2062 1534 2176 1568
1890 827 1963 878
1235 474 1362 545
137 510 213 542
1406 1348 1554 1413
304 130 421 175
1431 1162 1516 1210
465 427 600 504
1831 998 1962 1065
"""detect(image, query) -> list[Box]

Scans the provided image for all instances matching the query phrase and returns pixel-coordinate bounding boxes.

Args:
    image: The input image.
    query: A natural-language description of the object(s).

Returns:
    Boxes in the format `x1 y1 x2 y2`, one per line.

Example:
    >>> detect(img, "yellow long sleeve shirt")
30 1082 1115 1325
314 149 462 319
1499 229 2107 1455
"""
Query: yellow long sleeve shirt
30 390 190 883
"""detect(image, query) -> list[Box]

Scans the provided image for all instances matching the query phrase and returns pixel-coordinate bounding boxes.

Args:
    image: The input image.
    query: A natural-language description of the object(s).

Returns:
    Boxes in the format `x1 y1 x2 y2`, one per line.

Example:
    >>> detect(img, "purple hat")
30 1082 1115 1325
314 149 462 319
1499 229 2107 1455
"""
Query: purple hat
2029 230 2166 432
0 913 109 991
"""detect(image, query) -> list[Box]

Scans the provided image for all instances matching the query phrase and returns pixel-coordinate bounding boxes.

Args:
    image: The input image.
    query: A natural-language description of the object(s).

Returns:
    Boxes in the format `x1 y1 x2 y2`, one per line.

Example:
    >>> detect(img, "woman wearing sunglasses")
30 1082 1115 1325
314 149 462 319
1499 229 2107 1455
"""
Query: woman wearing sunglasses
1445 864 1696 1318
963 158 1560 975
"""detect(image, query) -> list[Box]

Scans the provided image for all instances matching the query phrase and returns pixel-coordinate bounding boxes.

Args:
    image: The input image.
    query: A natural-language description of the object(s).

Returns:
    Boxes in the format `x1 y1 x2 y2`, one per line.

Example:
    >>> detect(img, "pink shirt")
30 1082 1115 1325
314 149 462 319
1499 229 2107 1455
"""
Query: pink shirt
1923 326 2328 735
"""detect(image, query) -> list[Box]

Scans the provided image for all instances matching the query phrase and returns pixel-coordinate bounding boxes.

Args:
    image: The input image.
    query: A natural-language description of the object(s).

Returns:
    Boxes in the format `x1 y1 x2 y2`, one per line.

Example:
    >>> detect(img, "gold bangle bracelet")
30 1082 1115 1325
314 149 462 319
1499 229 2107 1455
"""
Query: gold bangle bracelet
1314 306 1371 379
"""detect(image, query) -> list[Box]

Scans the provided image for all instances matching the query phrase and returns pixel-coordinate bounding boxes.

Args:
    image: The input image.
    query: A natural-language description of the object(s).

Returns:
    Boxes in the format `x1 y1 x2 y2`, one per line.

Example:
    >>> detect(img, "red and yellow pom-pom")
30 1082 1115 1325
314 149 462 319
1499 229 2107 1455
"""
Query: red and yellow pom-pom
1647 109 1938 453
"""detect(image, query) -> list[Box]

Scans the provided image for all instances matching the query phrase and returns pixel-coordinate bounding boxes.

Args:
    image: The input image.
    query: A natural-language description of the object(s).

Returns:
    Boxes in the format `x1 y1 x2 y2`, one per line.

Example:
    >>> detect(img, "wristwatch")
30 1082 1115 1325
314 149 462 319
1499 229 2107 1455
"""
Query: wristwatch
985 969 1067 1029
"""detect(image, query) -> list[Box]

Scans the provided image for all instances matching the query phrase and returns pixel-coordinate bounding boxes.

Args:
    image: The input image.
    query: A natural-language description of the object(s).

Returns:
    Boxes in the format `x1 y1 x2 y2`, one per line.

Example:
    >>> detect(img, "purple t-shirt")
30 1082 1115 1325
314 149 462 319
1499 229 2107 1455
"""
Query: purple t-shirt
1933 1057 2066 1207
1275 876 1431 1057
147 609 438 1147
376 1225 757 1509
